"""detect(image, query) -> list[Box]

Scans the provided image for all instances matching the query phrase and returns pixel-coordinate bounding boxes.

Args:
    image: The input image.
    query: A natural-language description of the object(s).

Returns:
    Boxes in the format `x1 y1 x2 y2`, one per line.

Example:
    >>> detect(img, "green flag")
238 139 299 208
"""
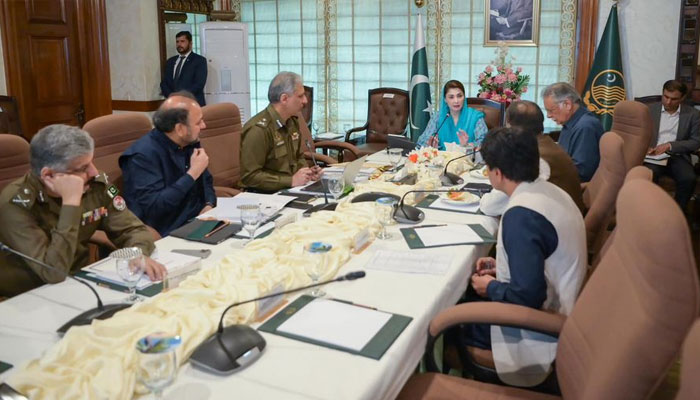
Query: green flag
409 13 432 142
582 4 625 131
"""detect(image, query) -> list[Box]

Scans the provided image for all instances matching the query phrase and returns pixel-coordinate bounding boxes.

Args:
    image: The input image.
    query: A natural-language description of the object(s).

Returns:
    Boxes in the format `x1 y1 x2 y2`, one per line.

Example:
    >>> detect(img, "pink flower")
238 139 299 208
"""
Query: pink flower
507 73 517 82
479 73 486 80
491 92 501 101
485 66 493 74
522 87 528 93
505 68 513 75
485 77 493 84
494 74 506 84
517 67 523 73
504 89 514 97
479 91 490 99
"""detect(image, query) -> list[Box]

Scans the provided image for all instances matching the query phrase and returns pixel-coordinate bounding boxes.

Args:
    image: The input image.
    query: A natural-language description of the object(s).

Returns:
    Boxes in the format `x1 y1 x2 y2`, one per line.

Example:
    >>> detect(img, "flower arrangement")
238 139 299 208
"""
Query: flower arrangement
407 146 440 164
477 42 530 105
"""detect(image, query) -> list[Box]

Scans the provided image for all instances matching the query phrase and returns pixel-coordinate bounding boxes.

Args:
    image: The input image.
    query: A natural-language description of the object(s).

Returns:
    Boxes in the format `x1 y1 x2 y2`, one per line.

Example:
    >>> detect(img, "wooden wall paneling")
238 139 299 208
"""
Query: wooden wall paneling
76 0 112 122
112 100 163 112
575 0 599 92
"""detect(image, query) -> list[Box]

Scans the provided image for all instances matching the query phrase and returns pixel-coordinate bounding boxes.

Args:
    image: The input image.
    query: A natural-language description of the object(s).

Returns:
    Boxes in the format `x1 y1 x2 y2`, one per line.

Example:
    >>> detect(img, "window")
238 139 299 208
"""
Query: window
241 0 575 132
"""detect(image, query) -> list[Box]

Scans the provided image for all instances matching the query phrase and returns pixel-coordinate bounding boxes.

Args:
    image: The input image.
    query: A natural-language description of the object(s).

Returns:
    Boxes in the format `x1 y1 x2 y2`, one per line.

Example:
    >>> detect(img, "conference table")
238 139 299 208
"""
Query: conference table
0 151 499 399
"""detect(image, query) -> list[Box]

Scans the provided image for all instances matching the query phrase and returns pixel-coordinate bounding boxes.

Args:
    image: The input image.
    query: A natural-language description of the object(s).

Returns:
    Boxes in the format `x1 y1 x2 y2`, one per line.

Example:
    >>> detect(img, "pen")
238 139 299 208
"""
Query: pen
204 221 229 238
332 298 378 311
414 224 448 229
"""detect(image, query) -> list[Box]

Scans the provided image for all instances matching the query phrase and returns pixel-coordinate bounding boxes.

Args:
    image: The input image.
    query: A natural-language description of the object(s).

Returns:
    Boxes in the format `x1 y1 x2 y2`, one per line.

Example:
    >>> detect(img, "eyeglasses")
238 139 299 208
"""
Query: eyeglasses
62 162 94 175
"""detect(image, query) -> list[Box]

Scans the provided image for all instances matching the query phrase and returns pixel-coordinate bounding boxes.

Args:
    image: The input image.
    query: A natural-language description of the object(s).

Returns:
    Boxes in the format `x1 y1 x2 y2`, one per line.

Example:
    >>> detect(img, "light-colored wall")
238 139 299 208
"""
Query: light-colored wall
0 29 6 95
597 0 681 98
106 0 162 102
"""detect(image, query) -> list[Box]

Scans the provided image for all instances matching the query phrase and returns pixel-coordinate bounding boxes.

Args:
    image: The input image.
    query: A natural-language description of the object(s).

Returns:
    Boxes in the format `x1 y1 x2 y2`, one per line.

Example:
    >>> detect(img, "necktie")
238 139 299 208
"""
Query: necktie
174 55 186 82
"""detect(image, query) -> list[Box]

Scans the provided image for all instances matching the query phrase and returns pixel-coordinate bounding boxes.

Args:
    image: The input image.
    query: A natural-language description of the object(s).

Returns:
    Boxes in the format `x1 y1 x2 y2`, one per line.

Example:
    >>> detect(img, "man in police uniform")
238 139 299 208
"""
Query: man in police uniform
240 71 322 193
0 125 166 297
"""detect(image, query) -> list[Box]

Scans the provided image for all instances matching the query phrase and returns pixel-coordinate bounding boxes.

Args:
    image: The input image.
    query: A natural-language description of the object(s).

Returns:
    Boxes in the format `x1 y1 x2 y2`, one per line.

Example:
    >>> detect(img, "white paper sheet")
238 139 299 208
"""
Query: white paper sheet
198 193 296 222
365 250 453 275
277 298 392 352
82 252 200 289
415 224 484 247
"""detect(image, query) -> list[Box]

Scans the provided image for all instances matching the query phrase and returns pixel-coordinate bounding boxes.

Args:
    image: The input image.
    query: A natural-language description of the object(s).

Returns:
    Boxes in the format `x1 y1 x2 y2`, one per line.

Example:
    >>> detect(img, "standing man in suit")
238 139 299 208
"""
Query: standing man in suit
160 31 208 106
646 80 700 212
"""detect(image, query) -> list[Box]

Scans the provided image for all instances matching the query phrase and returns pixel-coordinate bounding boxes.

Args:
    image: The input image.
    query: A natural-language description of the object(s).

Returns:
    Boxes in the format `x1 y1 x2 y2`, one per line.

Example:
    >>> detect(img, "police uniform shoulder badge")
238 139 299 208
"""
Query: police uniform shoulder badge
256 117 269 127
291 131 300 140
106 185 119 199
11 194 31 209
112 195 126 211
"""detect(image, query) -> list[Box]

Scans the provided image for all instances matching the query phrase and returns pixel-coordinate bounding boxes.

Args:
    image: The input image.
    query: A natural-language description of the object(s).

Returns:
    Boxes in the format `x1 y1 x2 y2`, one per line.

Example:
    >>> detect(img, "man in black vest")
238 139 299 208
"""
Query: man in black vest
160 31 208 106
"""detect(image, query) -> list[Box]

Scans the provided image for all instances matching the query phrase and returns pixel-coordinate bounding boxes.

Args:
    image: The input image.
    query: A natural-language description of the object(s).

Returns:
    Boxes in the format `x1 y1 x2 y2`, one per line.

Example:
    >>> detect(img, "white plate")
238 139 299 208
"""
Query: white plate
469 168 489 179
440 192 480 206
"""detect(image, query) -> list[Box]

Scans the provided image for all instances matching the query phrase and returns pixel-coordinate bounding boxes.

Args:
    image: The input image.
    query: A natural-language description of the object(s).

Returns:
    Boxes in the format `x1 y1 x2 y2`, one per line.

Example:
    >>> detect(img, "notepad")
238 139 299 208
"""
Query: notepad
277 298 392 352
365 250 453 275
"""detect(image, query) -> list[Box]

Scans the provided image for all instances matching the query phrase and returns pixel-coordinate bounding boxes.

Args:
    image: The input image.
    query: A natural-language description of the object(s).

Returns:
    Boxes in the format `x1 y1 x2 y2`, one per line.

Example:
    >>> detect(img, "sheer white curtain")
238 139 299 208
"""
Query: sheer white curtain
241 0 575 132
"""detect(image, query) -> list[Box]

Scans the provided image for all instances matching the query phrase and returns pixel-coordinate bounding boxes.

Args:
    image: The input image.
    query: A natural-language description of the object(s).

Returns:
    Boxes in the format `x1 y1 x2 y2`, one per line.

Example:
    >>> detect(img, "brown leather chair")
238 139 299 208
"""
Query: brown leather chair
582 132 627 264
610 100 653 171
676 319 700 400
399 178 700 400
199 102 243 197
83 113 160 249
84 112 152 191
0 134 30 191
0 95 23 137
301 85 313 130
466 98 505 130
298 114 362 165
345 87 409 156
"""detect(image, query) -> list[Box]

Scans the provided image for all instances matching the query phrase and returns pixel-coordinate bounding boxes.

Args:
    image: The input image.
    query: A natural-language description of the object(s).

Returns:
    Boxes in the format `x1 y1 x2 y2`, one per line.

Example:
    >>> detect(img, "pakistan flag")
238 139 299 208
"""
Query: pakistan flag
409 13 431 142
582 4 625 131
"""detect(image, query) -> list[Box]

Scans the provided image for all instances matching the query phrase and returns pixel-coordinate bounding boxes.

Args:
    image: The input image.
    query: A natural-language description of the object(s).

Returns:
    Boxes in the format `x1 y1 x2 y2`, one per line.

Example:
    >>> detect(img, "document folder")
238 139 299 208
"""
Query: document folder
258 295 412 360
400 223 496 249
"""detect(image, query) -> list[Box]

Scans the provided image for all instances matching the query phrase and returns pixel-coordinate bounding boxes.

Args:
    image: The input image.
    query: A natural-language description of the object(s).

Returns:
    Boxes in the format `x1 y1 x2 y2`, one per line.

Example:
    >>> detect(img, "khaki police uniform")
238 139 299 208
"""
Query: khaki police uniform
0 172 155 297
240 104 308 192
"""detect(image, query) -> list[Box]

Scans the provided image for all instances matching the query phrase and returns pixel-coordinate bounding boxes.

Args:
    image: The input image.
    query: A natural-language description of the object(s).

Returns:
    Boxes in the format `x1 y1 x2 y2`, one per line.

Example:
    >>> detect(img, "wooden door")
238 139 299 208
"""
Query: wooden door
0 0 112 139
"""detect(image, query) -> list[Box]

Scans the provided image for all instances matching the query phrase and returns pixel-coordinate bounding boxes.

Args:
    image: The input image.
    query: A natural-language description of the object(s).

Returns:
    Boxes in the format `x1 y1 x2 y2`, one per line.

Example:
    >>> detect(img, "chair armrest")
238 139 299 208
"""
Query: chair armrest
304 151 336 166
215 186 241 198
345 123 368 142
429 302 566 339
314 140 363 159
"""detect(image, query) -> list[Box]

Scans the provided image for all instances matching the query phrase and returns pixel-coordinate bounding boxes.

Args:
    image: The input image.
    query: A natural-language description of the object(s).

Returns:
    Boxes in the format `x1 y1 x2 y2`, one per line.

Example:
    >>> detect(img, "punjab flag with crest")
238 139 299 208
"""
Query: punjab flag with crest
409 13 432 142
582 3 625 131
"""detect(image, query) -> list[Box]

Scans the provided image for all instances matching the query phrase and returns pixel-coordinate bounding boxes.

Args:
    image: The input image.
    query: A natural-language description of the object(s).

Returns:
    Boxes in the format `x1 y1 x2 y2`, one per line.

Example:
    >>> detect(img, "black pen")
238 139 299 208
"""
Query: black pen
413 224 448 229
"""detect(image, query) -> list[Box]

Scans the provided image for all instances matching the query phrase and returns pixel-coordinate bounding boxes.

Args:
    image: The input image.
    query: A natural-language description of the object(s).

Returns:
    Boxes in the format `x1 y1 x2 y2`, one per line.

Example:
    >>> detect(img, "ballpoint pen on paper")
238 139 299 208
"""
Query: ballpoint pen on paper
204 221 230 238
413 224 448 229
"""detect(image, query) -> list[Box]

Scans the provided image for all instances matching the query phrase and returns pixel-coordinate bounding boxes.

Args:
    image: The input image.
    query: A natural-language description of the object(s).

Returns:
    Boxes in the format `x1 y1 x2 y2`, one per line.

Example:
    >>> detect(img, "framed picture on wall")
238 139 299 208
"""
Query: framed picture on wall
485 0 540 46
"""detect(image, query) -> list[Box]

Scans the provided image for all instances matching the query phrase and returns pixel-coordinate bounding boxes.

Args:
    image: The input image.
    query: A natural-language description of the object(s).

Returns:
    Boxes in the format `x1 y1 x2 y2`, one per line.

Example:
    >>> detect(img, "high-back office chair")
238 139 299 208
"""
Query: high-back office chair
0 95 23 137
83 112 152 191
0 134 30 191
676 319 700 400
345 87 409 156
199 102 243 197
582 132 627 265
466 98 505 130
301 85 313 130
398 179 700 400
610 100 653 172
83 113 160 251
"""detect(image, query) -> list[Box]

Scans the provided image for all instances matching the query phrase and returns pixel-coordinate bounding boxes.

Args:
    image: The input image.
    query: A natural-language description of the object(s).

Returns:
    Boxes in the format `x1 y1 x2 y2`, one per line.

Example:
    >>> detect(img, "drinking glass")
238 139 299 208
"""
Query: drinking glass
111 247 145 303
239 204 261 244
375 197 397 239
325 172 345 201
304 242 332 297
135 333 181 400
387 148 403 171
312 121 320 138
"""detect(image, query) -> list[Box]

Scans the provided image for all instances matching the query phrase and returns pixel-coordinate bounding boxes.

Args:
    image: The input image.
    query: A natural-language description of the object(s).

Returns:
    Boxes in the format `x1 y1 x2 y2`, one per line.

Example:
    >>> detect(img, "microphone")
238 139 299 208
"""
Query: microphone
441 148 480 186
428 114 451 147
189 270 367 375
394 188 474 224
302 139 338 216
0 241 131 335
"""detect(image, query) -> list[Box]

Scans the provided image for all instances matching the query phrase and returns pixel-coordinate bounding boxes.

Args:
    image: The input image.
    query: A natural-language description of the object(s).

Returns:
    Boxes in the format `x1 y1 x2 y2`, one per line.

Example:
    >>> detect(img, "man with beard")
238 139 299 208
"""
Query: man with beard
120 92 216 236
160 31 208 106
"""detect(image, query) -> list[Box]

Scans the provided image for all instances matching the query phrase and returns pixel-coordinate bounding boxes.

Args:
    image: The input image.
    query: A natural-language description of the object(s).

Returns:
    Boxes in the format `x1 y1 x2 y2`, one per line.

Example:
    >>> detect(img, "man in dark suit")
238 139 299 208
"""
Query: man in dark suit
160 31 208 106
646 80 700 212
